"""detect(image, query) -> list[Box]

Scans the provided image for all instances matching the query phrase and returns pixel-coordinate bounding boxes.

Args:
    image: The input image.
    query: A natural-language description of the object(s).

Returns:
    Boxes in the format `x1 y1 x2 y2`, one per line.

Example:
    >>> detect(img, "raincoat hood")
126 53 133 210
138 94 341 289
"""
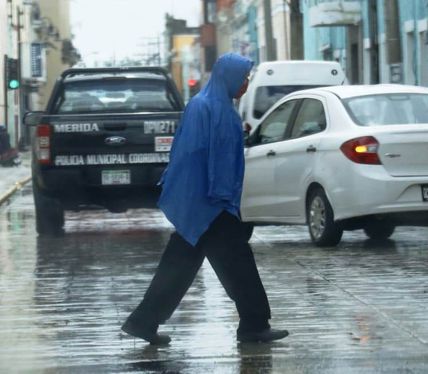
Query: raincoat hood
201 53 253 101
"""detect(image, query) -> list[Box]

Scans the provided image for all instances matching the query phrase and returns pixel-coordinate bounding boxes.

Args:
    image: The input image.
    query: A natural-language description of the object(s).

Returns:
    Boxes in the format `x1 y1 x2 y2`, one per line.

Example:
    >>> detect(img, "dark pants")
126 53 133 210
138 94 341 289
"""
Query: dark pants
125 211 271 333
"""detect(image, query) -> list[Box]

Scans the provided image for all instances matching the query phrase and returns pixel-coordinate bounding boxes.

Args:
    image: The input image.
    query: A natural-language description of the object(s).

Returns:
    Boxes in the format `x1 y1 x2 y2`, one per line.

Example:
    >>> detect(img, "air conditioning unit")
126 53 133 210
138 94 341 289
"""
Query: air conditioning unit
309 0 361 27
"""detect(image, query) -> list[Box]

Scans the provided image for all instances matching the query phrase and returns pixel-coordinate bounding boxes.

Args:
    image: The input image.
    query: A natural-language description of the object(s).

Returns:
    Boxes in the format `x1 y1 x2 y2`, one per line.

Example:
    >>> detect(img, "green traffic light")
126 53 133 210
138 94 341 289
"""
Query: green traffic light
8 79 19 89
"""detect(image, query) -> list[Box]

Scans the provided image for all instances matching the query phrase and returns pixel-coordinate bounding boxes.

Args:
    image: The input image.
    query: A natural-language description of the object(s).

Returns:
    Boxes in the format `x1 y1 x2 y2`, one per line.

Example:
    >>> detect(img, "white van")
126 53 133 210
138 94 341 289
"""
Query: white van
239 60 347 133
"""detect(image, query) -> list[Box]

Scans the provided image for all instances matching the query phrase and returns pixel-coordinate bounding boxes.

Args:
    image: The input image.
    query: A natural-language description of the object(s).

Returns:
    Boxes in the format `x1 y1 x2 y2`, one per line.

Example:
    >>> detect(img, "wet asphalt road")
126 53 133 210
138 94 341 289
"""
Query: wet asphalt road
0 184 428 373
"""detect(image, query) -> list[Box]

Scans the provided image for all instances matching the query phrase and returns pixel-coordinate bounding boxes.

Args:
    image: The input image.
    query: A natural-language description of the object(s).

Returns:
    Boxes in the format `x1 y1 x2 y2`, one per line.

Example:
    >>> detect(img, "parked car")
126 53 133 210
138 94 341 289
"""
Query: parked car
241 84 428 246
238 60 347 134
24 67 184 235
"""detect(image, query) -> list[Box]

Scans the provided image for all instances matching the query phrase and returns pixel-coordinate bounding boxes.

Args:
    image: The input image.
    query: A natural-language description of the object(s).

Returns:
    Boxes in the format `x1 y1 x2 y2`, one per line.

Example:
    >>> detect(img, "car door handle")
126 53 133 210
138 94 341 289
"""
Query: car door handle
306 145 317 153
266 150 276 157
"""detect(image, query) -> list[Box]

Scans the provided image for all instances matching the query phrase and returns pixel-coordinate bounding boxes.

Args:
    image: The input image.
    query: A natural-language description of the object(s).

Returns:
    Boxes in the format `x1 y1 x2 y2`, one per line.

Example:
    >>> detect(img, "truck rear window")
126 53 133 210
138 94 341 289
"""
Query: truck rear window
53 78 181 114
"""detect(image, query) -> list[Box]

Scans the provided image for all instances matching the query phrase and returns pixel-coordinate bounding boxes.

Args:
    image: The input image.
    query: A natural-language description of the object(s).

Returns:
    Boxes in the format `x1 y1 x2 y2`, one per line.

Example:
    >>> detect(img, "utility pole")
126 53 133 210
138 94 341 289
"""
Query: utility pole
202 0 217 72
282 0 290 60
17 5 25 147
4 1 24 147
289 0 303 60
263 0 276 61
384 0 403 83
384 0 402 64
157 36 161 66
3 55 8 129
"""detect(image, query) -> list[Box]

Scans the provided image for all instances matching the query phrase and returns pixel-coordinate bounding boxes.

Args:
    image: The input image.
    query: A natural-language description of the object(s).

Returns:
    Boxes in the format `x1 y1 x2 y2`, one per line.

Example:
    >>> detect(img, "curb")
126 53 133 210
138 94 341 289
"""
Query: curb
0 175 32 206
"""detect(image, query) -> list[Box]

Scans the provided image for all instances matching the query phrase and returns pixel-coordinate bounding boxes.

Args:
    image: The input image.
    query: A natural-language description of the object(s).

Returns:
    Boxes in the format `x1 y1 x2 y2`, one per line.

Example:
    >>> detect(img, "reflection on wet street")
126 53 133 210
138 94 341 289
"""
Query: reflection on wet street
1 184 428 373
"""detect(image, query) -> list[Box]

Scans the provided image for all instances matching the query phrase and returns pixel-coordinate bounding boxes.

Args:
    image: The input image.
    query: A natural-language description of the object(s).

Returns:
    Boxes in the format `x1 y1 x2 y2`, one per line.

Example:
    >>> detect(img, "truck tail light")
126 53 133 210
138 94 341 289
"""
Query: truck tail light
340 136 381 165
36 124 51 165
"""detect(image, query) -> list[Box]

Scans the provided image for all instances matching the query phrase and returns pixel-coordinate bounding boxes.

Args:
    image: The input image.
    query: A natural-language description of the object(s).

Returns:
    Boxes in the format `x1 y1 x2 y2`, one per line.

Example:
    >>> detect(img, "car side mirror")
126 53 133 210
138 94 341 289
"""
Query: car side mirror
23 111 44 126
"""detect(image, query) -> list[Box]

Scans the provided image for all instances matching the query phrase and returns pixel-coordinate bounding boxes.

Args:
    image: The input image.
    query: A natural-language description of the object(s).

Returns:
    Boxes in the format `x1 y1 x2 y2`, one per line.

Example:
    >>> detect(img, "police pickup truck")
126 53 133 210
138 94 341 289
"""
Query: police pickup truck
24 67 184 235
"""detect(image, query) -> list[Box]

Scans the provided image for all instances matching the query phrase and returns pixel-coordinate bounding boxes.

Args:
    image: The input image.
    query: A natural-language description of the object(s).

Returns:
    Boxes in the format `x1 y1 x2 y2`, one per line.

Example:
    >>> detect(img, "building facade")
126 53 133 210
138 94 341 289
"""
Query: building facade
209 0 428 87
0 0 78 148
32 0 78 110
302 0 428 85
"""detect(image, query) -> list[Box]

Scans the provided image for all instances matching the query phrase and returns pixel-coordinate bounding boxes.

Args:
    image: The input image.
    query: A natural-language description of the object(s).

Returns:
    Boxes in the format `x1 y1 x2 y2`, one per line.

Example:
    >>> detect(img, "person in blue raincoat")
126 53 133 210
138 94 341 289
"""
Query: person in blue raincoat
122 53 288 345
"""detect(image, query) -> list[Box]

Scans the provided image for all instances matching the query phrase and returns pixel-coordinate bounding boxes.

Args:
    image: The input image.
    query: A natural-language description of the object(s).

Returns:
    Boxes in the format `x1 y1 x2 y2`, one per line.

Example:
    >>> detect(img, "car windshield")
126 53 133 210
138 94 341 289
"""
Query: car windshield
253 85 321 119
344 93 428 126
54 78 181 114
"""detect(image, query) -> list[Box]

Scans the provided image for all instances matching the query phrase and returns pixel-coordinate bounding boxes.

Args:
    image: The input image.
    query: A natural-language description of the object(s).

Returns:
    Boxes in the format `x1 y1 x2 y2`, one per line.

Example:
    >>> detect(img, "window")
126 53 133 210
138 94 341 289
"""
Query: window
53 78 181 114
290 99 326 139
253 85 322 119
344 94 428 126
254 100 298 145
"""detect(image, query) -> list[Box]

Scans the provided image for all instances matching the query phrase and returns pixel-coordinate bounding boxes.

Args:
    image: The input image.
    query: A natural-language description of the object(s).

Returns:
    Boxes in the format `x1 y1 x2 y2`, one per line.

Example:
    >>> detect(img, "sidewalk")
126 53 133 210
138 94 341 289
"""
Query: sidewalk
0 151 32 205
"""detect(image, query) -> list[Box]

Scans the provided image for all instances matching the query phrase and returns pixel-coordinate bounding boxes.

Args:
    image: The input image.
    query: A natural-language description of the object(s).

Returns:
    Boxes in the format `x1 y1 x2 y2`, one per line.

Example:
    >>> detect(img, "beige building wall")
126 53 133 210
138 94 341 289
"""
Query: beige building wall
37 0 72 109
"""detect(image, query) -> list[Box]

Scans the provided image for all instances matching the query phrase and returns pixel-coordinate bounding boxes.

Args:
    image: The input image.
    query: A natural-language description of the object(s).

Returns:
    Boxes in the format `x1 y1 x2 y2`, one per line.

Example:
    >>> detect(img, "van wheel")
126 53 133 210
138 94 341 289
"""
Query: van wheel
307 188 343 247
33 181 64 236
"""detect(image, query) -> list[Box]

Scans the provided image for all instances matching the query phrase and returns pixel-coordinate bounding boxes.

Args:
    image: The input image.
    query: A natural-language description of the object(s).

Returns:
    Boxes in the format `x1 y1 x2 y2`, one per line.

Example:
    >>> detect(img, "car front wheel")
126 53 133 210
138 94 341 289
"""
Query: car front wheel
33 181 65 236
307 188 343 247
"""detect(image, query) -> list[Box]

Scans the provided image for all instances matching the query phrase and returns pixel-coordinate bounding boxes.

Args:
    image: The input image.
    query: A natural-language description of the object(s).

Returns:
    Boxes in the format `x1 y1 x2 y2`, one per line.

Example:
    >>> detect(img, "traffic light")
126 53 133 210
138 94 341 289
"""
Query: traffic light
188 78 200 97
6 58 20 90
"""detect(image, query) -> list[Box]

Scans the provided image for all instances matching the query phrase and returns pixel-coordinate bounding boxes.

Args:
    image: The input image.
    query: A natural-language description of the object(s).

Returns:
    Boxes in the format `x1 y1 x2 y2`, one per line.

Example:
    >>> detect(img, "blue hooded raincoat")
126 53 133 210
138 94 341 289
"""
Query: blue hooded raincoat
158 53 253 246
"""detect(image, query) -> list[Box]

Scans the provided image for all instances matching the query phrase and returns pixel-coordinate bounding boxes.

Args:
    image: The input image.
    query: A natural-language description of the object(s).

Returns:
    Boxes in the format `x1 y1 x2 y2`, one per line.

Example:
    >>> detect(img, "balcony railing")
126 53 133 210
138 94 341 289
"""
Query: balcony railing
309 0 361 27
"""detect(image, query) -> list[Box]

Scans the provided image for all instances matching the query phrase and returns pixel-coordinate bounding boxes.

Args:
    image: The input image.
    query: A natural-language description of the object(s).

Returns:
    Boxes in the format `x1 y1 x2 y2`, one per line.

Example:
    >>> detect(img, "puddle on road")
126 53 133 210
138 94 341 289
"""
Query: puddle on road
1 186 428 372
65 208 174 234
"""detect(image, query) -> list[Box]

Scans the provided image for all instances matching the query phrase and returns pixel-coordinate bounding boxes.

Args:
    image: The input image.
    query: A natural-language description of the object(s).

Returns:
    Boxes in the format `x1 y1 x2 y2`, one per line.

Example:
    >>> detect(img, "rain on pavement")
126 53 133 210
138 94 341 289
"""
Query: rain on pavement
1 184 427 373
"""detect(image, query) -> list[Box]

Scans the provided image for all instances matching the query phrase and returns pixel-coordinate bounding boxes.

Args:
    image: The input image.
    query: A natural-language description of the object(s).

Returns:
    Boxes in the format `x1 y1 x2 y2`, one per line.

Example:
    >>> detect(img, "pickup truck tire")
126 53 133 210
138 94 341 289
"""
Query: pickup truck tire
33 181 64 236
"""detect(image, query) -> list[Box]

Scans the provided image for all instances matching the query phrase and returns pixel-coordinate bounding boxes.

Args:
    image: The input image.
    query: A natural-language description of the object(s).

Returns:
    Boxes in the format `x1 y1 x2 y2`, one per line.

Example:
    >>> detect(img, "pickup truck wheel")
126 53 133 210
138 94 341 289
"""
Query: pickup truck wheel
33 181 64 236
307 188 343 247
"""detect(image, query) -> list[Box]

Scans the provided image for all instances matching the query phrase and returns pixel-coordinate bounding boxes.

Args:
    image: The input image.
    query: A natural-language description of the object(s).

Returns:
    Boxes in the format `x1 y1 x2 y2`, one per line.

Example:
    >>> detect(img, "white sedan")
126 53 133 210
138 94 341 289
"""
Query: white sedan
241 84 428 246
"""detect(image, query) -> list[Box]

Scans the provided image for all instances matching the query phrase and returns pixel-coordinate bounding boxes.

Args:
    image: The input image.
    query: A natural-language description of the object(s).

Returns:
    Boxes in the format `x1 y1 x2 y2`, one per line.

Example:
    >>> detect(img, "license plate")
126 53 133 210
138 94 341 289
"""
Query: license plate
144 120 176 134
155 136 173 152
102 170 130 185
422 185 428 201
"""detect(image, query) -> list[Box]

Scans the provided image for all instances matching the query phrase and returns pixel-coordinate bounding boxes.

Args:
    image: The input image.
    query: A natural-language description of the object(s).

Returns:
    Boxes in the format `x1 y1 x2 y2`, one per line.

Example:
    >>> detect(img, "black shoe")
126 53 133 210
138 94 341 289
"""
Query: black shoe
121 319 171 345
237 328 289 343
